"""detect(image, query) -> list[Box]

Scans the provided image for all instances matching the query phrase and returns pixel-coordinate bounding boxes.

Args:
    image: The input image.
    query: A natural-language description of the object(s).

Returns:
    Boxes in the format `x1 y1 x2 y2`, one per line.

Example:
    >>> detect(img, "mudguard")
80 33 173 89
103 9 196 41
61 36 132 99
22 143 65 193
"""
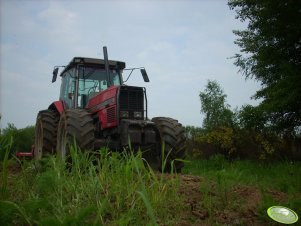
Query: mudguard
48 101 64 114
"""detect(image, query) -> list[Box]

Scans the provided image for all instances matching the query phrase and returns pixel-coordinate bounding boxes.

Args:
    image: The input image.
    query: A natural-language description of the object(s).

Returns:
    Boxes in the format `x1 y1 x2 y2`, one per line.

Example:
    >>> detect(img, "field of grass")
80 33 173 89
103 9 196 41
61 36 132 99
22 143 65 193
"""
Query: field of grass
1 143 181 225
184 154 301 194
182 155 301 225
1 136 300 225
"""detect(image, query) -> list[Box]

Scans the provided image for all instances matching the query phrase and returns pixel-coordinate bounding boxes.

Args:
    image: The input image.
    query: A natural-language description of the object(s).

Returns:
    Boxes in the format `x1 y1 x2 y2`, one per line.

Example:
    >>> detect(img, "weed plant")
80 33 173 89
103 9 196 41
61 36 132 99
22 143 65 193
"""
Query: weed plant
0 139 181 226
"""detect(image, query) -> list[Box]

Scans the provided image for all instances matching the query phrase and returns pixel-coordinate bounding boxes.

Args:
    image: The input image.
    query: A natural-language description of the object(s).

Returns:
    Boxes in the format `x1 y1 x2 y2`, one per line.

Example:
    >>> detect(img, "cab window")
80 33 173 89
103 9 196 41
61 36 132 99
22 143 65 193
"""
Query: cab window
60 68 76 108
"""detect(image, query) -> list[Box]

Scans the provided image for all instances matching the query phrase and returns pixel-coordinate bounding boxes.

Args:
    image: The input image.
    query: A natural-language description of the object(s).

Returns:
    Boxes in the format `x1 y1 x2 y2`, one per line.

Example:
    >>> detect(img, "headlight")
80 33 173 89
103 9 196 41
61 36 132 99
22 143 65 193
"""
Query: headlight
120 111 129 118
134 112 143 118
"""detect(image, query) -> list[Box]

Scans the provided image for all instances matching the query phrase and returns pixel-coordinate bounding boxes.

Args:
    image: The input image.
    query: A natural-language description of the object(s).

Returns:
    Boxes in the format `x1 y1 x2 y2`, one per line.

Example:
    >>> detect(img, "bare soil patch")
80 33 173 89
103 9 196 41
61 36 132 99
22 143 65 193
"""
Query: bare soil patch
174 174 289 226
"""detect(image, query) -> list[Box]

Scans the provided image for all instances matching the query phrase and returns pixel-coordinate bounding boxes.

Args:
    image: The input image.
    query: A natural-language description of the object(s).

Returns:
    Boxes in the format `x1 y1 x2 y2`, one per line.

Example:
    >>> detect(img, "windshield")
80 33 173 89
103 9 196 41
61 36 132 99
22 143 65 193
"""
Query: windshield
79 67 121 95
77 67 121 107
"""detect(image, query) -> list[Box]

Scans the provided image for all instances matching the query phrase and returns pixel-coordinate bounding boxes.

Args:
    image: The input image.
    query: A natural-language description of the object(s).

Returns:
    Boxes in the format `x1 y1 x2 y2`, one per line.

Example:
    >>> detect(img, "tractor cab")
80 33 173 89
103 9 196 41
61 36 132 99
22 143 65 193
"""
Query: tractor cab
53 57 125 109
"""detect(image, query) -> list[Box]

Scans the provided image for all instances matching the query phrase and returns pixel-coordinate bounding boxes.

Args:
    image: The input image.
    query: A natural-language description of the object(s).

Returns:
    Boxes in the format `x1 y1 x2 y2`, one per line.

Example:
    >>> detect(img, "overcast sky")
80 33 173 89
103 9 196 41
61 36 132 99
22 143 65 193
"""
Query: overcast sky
0 0 260 129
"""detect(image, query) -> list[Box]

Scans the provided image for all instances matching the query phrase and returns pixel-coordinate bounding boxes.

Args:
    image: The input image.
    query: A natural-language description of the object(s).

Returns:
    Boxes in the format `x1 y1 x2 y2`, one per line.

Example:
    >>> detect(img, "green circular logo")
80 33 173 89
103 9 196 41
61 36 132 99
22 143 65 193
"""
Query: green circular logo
267 206 298 224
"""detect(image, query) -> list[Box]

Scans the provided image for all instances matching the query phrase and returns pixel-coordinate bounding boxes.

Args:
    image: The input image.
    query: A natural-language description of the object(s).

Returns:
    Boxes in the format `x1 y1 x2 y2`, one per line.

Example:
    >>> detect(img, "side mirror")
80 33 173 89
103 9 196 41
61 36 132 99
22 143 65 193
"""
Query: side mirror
52 68 59 83
140 69 150 82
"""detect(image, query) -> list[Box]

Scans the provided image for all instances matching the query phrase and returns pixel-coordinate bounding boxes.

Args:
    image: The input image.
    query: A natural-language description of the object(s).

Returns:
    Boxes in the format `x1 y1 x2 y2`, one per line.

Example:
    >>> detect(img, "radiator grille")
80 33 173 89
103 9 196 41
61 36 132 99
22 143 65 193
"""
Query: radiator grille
119 86 144 119
107 107 116 123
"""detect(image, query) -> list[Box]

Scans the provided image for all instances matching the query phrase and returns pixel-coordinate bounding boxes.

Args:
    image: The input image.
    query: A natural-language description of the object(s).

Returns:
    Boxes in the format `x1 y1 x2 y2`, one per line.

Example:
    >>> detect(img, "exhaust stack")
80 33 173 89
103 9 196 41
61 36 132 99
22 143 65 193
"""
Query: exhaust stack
103 46 111 87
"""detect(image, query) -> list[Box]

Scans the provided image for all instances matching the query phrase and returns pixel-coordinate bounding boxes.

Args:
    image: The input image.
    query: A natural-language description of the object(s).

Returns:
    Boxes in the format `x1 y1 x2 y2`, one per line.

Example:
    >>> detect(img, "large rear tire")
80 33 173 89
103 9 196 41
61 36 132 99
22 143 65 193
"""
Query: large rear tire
152 117 186 172
34 110 59 160
56 109 95 160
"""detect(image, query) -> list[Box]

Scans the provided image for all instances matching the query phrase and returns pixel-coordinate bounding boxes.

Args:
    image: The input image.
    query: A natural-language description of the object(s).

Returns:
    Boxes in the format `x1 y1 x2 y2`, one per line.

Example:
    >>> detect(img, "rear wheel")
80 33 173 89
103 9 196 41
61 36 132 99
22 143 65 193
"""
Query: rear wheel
56 109 95 161
152 117 186 172
34 110 59 160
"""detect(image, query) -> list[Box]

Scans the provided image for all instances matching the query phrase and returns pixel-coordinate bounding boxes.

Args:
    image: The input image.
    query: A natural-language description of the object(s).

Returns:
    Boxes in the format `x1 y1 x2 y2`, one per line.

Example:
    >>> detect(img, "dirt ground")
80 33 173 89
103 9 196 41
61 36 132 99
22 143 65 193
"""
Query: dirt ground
173 174 288 226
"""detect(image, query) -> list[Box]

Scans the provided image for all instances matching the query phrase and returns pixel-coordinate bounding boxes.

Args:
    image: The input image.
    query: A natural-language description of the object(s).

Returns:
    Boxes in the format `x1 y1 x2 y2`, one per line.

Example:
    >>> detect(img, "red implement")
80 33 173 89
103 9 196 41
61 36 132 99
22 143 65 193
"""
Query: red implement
16 152 33 157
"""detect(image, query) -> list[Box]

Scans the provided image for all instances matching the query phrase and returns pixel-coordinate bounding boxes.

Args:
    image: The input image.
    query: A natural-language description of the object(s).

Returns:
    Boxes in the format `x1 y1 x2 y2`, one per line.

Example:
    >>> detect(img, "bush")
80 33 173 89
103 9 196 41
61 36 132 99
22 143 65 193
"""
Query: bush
186 126 301 161
0 124 35 158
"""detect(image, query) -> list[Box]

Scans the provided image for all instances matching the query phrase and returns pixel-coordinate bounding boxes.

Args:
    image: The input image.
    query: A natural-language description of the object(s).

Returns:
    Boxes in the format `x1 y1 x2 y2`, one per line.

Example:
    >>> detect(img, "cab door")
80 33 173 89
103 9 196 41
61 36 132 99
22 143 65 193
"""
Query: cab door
59 69 76 108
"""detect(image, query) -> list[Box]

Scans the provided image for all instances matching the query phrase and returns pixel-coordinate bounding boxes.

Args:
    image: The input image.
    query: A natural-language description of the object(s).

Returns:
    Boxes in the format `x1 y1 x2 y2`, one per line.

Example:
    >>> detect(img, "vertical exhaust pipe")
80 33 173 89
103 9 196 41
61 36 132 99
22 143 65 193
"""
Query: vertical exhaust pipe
103 46 111 87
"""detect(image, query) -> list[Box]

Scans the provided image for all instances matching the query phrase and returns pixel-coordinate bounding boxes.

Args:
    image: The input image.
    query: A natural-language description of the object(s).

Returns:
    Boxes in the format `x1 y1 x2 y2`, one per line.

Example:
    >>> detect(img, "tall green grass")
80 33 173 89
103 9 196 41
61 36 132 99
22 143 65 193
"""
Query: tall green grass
0 141 181 226
0 135 14 200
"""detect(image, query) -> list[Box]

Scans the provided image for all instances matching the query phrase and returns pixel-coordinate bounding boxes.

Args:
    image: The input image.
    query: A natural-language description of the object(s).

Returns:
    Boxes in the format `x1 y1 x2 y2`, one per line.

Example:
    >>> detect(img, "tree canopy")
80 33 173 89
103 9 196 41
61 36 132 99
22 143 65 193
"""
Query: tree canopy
228 0 301 135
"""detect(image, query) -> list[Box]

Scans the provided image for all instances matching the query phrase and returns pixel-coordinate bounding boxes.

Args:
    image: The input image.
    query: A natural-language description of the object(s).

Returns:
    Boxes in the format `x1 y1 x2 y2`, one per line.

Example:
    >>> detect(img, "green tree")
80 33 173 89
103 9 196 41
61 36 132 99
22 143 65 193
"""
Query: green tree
1 123 35 154
228 0 301 135
199 80 234 131
184 126 204 139
238 105 267 132
2 123 18 138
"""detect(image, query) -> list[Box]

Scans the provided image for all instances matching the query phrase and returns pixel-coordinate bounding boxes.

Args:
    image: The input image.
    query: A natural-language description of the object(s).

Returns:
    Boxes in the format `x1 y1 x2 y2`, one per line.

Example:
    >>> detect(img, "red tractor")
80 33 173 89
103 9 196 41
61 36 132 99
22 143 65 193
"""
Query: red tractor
34 47 186 171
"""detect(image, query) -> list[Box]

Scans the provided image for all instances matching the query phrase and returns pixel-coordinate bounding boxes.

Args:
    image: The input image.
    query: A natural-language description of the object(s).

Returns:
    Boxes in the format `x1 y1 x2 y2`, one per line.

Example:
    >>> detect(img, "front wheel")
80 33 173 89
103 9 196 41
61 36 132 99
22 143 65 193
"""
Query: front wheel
34 110 59 160
152 117 186 172
56 109 95 161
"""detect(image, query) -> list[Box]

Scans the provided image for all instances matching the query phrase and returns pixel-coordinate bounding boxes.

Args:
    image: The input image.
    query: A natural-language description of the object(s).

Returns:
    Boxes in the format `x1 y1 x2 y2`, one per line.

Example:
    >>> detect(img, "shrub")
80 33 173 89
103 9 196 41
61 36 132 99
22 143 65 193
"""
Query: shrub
0 124 34 157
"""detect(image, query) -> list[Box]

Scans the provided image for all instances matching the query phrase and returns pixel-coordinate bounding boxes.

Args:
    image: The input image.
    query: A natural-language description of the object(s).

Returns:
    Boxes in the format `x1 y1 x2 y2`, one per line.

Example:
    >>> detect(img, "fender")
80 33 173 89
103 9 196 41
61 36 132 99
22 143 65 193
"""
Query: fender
48 101 64 114
87 86 119 129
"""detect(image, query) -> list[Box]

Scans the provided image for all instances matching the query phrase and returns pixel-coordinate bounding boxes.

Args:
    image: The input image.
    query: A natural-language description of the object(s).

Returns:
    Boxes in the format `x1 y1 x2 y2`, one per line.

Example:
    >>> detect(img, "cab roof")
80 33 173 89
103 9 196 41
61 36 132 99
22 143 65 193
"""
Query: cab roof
60 57 126 76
